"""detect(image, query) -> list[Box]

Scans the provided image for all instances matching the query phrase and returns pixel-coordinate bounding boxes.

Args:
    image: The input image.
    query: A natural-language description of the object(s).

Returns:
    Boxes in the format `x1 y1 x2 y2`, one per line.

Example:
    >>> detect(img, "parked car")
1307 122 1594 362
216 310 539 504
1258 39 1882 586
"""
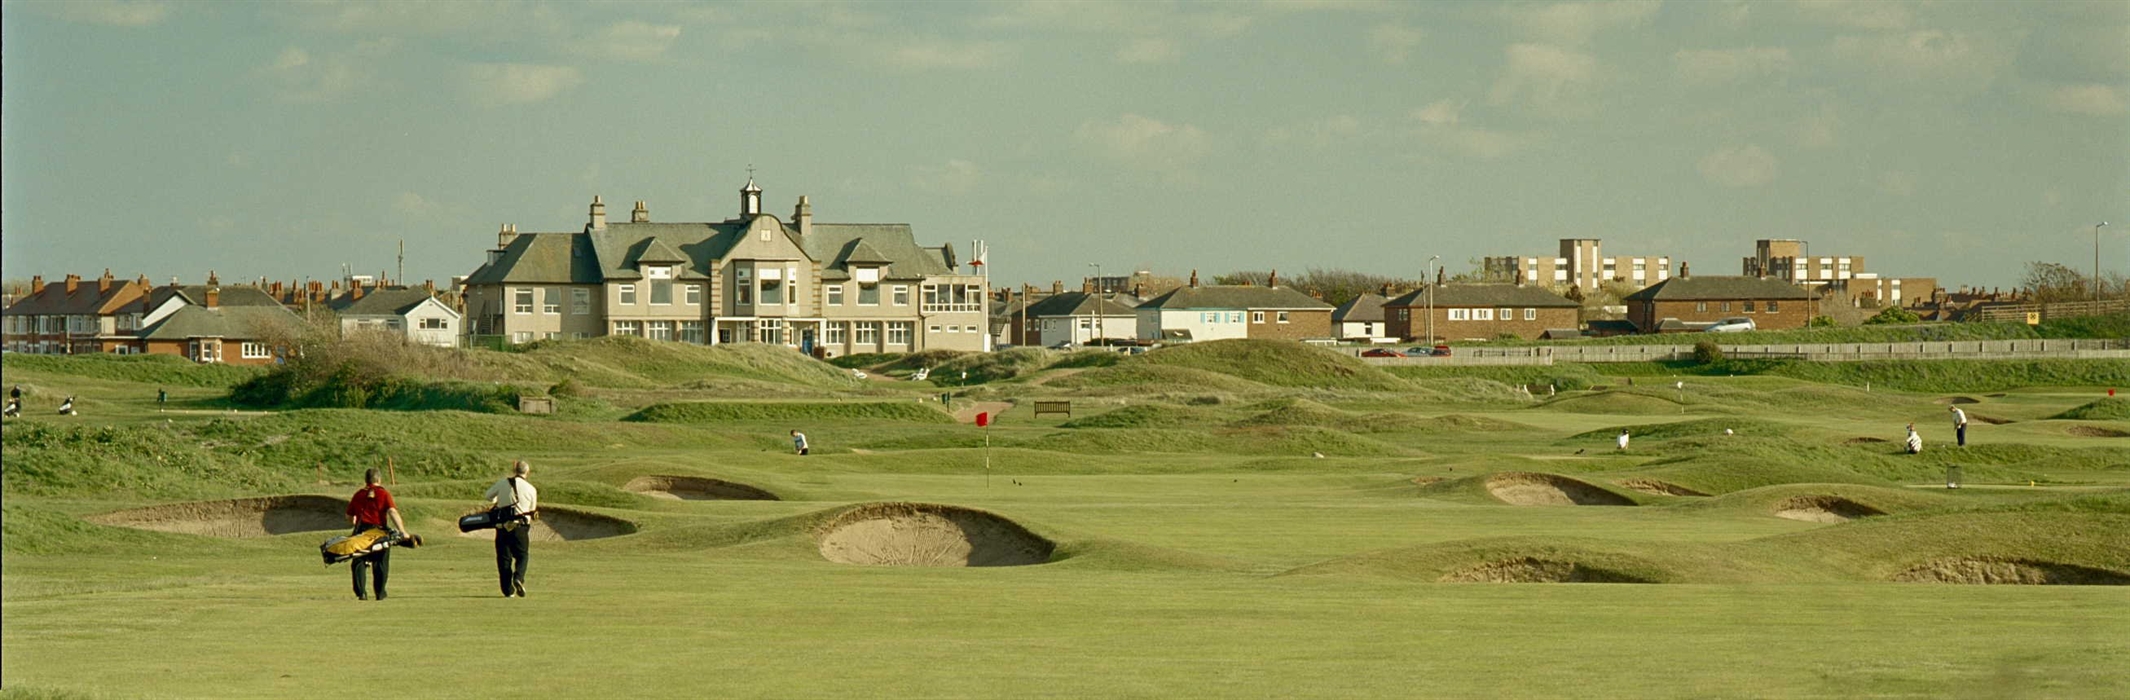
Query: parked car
1705 317 1756 333
1430 345 1452 357
1360 348 1407 358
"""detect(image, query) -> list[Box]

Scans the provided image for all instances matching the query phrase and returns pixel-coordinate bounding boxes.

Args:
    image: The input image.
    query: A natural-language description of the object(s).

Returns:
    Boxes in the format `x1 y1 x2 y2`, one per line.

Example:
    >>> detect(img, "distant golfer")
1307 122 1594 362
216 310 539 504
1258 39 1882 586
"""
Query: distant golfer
346 468 407 601
1905 424 1923 454
1616 429 1630 452
483 460 539 598
157 388 167 407
9 385 19 401
57 396 76 416
791 429 810 456
3 398 19 418
1949 406 1968 447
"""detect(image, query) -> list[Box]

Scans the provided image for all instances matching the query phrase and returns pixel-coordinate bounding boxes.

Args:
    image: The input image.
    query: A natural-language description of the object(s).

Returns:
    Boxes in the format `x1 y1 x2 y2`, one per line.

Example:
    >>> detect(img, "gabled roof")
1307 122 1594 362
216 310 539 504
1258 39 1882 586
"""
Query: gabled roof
1333 293 1389 323
1385 284 1579 309
1622 276 1810 302
1 278 146 317
329 288 451 317
466 209 957 286
153 285 286 309
463 232 604 285
588 223 726 281
1023 292 1141 318
1135 285 1333 311
139 304 304 341
806 223 952 281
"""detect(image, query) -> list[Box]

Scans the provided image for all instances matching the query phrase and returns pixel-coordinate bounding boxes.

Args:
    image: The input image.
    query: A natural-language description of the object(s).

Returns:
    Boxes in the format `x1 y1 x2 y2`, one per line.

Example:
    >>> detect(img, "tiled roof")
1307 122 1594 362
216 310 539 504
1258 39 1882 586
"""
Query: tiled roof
329 288 448 317
1384 284 1578 309
466 216 956 286
1333 293 1389 322
1135 285 1333 311
1 278 146 316
139 304 304 341
806 224 951 281
463 233 604 285
1622 276 1810 302
1023 292 1141 318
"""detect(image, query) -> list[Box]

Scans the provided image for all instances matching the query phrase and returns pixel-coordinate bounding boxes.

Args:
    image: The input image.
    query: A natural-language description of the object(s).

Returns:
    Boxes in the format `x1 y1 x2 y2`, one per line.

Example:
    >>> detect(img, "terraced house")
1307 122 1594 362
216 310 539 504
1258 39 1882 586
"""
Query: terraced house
2 271 150 354
461 180 987 356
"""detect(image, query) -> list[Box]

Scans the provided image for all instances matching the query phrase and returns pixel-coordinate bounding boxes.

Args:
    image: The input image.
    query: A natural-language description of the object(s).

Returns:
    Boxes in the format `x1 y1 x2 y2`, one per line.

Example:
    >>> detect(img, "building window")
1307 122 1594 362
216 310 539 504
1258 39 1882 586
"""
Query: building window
1721 302 1732 312
1448 308 1469 321
1523 308 1537 321
1277 311 1290 324
1474 308 1494 321
421 317 447 330
759 319 785 345
1695 302 1708 313
652 281 674 305
241 342 269 359
1767 300 1780 312
854 322 879 345
679 321 704 343
545 332 561 340
514 289 534 314
511 331 532 344
893 286 910 306
647 321 673 341
1398 309 1410 321
825 323 847 345
619 284 637 305
759 279 782 305
922 285 939 306
1498 308 1512 320
1252 311 1266 324
886 322 913 345
858 284 880 305
1225 312 1240 323
680 284 698 305
613 321 641 337
1743 301 1756 313
572 288 591 315
930 325 943 334
737 283 751 304
543 288 560 314
826 285 844 305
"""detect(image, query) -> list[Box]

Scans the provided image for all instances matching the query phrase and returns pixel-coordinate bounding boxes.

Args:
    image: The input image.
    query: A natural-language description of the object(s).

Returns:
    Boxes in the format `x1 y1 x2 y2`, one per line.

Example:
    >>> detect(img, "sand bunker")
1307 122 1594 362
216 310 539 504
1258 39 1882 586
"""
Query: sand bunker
88 495 350 538
1410 476 1445 486
815 503 1053 567
1617 479 1709 497
622 475 778 501
1439 557 1651 583
1969 414 2013 425
1773 495 1886 523
457 507 636 542
2066 425 2130 438
1934 396 1981 405
1484 472 1636 506
1893 558 2130 585
1843 436 1888 445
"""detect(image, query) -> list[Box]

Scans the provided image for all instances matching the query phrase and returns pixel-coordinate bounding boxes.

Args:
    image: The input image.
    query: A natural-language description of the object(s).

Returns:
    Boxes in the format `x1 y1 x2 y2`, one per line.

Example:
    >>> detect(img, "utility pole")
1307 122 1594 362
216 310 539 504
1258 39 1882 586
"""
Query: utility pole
398 239 405 287
1426 255 1440 345
1087 261 1103 346
2097 222 2110 302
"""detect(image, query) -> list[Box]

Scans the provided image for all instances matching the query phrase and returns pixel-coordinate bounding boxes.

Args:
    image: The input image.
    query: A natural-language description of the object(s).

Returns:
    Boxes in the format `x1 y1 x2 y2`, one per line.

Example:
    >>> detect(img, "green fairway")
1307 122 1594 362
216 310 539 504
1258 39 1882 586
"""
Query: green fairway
6 341 2128 698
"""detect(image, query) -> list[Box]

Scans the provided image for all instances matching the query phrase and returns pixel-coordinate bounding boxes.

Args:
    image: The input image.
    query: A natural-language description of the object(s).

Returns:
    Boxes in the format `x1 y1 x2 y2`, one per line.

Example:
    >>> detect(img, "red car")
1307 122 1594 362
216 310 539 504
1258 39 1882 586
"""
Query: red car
1360 348 1407 358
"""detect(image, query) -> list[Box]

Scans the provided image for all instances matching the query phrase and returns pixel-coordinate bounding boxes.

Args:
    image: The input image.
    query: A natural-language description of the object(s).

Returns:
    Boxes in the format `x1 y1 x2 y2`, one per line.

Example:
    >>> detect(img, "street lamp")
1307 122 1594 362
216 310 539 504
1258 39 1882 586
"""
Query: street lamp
2097 222 2110 302
1087 262 1103 346
1426 255 1440 345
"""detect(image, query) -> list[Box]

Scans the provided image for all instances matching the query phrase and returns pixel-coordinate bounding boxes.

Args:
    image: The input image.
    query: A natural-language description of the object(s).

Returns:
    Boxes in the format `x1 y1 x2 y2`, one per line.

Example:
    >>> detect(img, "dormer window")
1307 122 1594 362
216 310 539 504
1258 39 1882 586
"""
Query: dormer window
855 267 881 284
646 266 672 280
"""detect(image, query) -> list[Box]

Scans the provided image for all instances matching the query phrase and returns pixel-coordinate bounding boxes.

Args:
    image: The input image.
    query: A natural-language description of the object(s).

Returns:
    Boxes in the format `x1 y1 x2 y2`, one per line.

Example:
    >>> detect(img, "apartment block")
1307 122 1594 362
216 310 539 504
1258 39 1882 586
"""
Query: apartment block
1484 238 1671 291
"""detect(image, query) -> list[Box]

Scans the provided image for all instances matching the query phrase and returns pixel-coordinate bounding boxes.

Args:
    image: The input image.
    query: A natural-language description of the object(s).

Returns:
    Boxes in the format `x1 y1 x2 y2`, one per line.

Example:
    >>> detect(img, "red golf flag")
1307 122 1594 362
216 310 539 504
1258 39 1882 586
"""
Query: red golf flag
975 412 990 427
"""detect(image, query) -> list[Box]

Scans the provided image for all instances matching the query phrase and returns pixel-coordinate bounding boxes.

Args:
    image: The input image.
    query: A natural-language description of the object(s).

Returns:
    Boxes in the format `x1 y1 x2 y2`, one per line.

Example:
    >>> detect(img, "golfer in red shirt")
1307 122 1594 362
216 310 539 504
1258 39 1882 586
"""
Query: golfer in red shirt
346 468 407 601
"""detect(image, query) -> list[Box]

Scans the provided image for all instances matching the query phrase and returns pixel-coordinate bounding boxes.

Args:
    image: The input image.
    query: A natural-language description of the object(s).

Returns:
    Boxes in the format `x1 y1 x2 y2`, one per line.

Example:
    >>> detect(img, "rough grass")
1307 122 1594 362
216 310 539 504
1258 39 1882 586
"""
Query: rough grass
0 422 300 499
625 401 952 424
2054 397 2130 421
4 353 264 388
1134 339 1410 391
1061 404 1226 429
490 336 855 389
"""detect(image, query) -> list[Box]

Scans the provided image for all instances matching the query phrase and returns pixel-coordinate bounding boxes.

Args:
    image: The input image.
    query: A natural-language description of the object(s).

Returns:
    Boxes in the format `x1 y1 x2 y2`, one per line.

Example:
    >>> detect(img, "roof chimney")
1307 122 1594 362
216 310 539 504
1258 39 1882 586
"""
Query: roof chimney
31 275 44 294
99 269 114 293
1435 267 1445 286
1133 283 1144 298
793 195 812 239
65 274 79 295
1680 262 1691 279
589 195 607 231
351 284 364 300
207 270 220 286
1189 270 1199 288
1052 280 1064 295
424 279 436 294
1082 279 1096 294
631 200 649 223
135 274 150 289
498 223 518 250
1268 269 1279 289
205 288 220 309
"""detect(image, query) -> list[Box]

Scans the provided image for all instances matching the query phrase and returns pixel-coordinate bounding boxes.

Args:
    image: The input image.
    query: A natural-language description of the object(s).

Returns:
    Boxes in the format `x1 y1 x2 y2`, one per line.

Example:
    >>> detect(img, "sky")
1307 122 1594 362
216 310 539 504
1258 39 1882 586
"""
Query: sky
3 0 2126 291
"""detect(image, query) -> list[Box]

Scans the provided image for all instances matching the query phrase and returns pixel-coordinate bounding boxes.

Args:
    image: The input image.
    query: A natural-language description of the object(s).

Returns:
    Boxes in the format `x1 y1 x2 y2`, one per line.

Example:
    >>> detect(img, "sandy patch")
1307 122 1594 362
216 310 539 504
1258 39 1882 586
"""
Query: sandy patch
1439 557 1651 583
1617 479 1709 497
623 475 778 501
1484 472 1636 506
456 507 636 542
1410 476 1445 486
1968 414 2012 425
1843 436 1888 445
1892 558 2130 585
954 401 1014 425
88 495 350 538
2067 425 2130 438
815 502 1053 567
1934 396 1981 405
1773 495 1886 523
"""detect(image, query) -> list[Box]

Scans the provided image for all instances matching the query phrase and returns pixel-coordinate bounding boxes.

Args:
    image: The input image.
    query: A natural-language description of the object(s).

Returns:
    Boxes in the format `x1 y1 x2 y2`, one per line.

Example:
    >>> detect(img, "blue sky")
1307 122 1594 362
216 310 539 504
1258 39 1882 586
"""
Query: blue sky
4 1 2125 290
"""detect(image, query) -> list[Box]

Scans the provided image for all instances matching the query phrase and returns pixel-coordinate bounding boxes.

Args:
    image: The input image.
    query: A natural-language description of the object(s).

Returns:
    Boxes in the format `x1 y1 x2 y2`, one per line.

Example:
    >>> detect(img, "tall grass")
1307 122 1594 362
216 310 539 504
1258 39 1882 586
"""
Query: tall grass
3 354 264 388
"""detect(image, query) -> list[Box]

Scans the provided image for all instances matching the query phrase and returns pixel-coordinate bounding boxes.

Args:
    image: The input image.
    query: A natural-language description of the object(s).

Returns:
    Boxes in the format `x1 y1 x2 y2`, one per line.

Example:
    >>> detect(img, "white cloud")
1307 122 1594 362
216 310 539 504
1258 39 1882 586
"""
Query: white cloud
259 42 392 103
883 40 1012 70
1790 0 1911 30
1406 103 1534 159
911 160 983 195
1263 115 1366 148
1368 23 1424 64
1876 171 1916 197
1698 145 1779 187
1116 38 1181 65
1830 30 2013 95
1412 99 1465 126
1075 114 1210 180
1488 43 1598 115
1502 0 1660 46
393 192 440 216
463 63 585 104
40 0 170 27
1672 47 1791 87
1794 102 1840 149
571 21 682 63
2043 84 2129 116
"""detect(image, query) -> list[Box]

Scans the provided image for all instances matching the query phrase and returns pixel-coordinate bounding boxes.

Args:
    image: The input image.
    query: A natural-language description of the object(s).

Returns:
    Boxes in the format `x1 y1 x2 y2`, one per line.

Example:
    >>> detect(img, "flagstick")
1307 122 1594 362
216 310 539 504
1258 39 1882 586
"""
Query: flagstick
984 423 992 488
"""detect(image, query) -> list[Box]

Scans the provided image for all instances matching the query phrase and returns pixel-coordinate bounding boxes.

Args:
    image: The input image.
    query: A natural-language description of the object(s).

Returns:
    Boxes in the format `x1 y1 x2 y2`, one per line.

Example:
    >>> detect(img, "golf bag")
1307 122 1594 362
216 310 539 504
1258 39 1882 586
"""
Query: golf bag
57 397 76 416
2 399 18 417
321 529 422 566
457 506 528 533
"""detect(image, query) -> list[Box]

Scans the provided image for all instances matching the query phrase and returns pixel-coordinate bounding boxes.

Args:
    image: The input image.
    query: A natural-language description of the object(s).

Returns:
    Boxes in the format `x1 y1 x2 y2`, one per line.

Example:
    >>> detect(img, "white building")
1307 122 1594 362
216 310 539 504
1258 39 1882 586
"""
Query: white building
1022 292 1141 347
330 287 463 348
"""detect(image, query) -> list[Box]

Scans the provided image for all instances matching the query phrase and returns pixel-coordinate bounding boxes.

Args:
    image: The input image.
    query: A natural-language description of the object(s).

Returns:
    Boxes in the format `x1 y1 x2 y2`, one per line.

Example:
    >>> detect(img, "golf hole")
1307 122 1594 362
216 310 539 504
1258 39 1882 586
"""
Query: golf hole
1892 558 2130 585
1438 557 1653 583
623 475 779 501
1484 472 1636 506
1617 478 1709 497
88 495 350 538
1773 496 1885 523
457 507 636 542
815 502 1054 567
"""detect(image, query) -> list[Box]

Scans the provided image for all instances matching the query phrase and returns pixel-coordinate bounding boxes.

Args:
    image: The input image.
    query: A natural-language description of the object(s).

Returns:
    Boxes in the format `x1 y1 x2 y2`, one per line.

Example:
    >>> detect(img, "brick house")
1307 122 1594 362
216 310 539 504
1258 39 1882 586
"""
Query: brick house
461 181 987 357
1621 272 1811 333
1135 272 1333 343
1 271 151 354
1381 284 1579 341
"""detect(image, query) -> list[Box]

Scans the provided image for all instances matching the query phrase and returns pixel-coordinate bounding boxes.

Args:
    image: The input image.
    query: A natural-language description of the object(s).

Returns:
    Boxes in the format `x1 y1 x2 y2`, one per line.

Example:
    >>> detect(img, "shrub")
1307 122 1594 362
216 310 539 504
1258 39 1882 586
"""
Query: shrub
1808 315 1837 327
1864 307 1922 325
1692 340 1723 365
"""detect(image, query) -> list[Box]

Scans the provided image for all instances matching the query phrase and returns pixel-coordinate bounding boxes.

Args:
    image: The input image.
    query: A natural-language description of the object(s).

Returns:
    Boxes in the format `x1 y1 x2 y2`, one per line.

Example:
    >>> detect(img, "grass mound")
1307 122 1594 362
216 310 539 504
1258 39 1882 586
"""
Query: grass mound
3 353 264 387
931 347 1058 384
622 475 778 501
2 422 299 499
813 502 1054 567
1229 398 1358 429
625 401 950 424
87 495 348 537
489 336 854 389
1439 556 1655 584
1616 457 1892 495
1061 404 1223 429
1483 472 1636 506
2066 425 2130 438
1420 414 1536 432
1135 339 1409 391
1040 363 1268 393
456 506 636 542
1534 392 1685 415
2053 397 2130 421
1891 558 2130 585
1615 478 1708 497
1569 417 1796 442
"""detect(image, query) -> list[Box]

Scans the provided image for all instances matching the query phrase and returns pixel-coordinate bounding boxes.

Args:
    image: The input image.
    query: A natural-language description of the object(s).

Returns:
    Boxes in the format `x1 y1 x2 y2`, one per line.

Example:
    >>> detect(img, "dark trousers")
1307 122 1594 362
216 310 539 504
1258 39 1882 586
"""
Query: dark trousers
495 523 531 596
1956 425 1967 446
350 526 389 599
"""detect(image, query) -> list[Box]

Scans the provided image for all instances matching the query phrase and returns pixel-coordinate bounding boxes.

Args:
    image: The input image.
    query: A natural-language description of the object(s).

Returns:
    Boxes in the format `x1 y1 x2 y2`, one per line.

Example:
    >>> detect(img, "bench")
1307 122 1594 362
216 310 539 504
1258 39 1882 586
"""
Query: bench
1032 400 1072 418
